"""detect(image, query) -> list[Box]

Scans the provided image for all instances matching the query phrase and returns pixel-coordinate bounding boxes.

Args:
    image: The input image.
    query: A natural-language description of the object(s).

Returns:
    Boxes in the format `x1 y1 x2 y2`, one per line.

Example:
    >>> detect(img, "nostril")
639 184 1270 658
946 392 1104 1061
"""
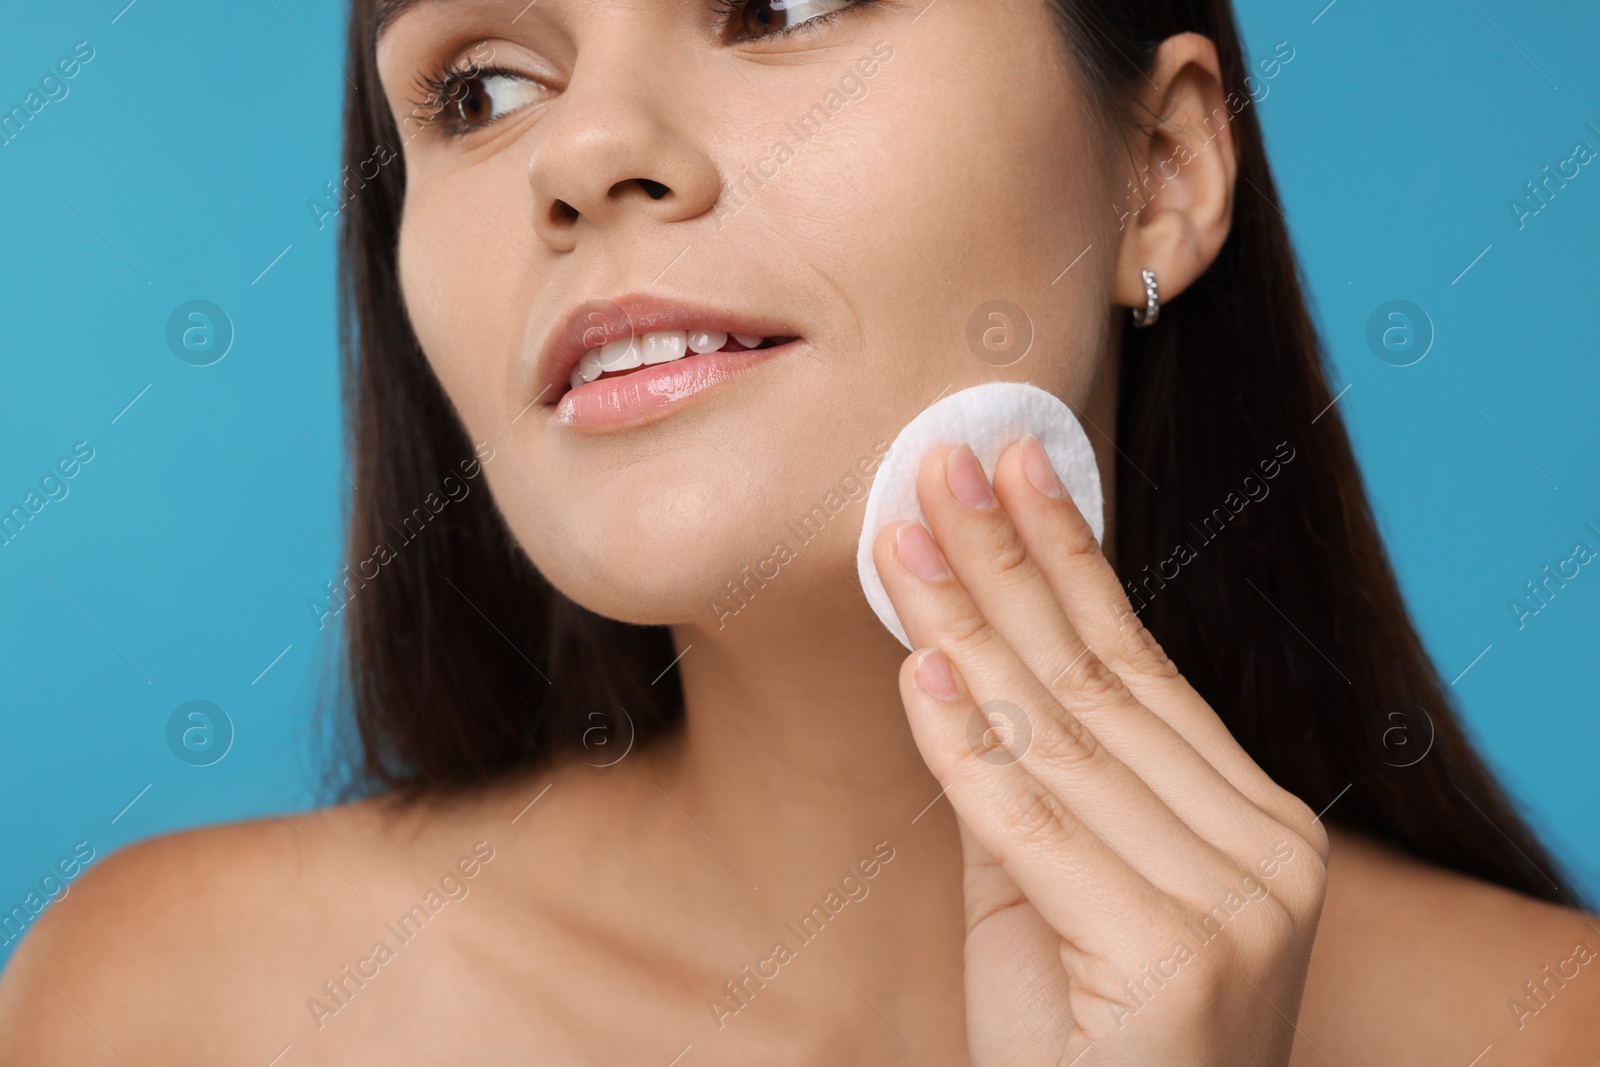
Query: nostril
636 178 670 200
551 199 579 224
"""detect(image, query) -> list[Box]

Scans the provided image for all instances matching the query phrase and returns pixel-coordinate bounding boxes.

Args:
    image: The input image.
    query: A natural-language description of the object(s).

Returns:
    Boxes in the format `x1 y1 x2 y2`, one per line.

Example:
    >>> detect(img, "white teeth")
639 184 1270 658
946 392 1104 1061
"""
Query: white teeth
571 349 604 388
687 330 728 354
598 335 641 371
572 328 768 389
641 330 688 365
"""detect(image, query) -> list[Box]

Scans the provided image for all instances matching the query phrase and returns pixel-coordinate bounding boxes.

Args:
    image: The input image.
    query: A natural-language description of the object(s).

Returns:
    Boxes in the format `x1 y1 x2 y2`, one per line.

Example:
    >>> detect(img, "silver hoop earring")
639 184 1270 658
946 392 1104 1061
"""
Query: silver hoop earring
1131 269 1160 328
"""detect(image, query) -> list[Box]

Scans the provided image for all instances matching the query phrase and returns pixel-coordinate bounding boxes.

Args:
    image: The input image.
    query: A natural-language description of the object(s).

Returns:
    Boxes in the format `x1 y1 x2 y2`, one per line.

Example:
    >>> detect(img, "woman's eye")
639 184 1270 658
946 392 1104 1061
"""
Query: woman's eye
449 72 550 131
720 0 861 41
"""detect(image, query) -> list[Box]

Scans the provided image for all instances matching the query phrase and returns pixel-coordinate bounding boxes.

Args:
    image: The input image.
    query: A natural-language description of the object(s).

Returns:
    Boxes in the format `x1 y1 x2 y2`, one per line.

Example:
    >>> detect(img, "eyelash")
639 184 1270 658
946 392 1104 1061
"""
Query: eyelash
708 0 876 42
408 0 876 135
408 62 527 137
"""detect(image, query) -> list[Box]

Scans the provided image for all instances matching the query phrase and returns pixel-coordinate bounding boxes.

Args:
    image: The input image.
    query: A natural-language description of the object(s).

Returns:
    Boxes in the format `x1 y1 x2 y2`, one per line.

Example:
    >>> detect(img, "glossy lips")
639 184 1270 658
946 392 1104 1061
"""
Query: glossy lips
536 293 801 431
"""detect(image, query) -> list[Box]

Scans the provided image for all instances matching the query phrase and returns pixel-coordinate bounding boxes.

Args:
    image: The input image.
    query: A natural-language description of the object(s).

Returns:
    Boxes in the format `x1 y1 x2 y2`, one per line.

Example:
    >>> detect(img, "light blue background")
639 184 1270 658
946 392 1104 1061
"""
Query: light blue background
2 0 1597 967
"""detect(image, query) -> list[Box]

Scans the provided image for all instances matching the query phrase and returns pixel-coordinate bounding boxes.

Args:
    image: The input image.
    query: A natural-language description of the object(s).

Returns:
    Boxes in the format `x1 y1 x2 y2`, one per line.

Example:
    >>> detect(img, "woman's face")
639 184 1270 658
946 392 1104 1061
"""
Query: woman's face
376 0 1121 626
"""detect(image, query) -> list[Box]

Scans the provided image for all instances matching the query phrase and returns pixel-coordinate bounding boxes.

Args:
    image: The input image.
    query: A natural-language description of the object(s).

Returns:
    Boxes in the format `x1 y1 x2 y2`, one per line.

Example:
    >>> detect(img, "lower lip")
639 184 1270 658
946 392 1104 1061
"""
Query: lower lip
552 343 798 431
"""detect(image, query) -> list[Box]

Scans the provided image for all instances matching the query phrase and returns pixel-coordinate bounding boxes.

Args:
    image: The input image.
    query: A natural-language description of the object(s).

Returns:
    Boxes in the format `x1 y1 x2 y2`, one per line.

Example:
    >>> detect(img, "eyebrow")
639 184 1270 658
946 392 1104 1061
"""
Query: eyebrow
374 0 444 40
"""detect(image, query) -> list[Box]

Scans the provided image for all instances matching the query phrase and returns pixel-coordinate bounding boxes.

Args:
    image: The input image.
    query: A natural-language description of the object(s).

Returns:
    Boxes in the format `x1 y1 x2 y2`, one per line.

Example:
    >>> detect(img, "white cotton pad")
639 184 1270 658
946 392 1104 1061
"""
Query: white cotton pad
856 381 1104 650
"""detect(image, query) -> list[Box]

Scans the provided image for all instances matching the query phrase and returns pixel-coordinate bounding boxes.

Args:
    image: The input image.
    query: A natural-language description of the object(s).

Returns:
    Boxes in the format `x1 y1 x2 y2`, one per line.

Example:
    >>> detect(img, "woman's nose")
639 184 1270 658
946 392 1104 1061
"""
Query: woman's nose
525 45 724 253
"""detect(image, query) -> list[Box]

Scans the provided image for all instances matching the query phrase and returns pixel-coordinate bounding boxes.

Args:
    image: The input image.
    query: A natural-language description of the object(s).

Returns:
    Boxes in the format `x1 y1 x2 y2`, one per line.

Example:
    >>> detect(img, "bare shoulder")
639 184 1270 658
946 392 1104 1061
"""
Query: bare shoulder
0 797 412 1065
1301 825 1600 1065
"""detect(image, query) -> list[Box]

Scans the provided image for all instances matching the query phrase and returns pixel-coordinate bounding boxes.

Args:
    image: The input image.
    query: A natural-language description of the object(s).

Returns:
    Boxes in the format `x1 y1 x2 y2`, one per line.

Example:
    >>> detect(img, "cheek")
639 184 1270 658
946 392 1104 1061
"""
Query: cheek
397 168 532 434
774 25 1108 407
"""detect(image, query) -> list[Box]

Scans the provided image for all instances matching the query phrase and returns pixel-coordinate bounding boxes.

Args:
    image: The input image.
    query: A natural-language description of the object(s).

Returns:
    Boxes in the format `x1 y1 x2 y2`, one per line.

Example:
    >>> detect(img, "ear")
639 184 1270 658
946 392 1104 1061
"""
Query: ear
1111 32 1240 312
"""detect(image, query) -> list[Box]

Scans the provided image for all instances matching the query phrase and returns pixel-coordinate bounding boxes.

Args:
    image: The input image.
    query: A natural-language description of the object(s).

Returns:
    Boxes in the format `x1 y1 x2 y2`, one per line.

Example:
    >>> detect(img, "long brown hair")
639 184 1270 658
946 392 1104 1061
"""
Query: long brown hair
329 0 1583 908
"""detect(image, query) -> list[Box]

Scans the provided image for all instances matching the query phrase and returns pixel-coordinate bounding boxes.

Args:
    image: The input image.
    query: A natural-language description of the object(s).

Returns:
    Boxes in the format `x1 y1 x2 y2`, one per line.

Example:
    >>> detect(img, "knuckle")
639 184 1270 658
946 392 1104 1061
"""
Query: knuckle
1272 839 1330 921
1285 875 1329 927
1299 812 1332 864
1117 615 1180 680
1057 506 1102 558
985 527 1033 583
1251 896 1298 951
1270 794 1329 862
1027 711 1102 769
1057 650 1130 706
1298 820 1330 869
1002 785 1078 848
940 608 1000 658
1182 895 1293 973
949 729 995 774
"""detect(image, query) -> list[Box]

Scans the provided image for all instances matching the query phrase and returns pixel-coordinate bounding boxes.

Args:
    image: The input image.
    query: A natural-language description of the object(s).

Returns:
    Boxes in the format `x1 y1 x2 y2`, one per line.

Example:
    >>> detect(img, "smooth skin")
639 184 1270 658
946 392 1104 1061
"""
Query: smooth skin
3 0 1598 1063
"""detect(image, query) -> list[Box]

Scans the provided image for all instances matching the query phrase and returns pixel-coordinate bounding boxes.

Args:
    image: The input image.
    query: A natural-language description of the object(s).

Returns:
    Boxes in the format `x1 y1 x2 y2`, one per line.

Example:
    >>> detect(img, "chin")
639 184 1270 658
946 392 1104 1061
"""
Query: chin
505 478 764 627
529 548 769 630
525 495 859 632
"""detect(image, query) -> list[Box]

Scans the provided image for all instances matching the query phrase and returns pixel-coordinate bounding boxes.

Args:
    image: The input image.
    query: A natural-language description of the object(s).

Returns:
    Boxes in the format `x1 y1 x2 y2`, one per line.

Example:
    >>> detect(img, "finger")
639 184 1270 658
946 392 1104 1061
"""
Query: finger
954 816 1077 1056
875 519 1235 903
956 815 1034 937
908 443 1294 854
893 641 1186 960
993 435 1323 846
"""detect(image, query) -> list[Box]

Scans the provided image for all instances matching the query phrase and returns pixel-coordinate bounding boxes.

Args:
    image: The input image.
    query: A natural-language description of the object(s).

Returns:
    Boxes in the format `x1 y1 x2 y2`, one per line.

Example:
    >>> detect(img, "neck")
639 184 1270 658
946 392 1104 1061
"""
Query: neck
653 576 955 873
668 572 940 831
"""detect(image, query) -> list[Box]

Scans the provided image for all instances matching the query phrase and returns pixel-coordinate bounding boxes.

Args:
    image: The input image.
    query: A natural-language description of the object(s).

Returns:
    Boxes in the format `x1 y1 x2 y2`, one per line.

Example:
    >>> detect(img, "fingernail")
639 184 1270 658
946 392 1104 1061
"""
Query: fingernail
946 444 995 509
914 648 960 701
895 521 949 581
1020 432 1065 498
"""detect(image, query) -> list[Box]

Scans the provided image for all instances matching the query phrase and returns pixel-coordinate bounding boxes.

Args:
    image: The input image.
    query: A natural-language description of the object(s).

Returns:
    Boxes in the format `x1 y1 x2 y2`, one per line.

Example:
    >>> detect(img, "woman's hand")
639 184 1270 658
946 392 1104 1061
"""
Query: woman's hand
872 435 1330 1067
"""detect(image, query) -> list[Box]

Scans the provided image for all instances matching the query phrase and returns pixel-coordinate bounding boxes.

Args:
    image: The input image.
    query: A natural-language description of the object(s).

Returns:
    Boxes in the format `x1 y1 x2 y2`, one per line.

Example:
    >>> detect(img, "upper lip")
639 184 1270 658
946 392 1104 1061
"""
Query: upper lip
535 291 800 404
